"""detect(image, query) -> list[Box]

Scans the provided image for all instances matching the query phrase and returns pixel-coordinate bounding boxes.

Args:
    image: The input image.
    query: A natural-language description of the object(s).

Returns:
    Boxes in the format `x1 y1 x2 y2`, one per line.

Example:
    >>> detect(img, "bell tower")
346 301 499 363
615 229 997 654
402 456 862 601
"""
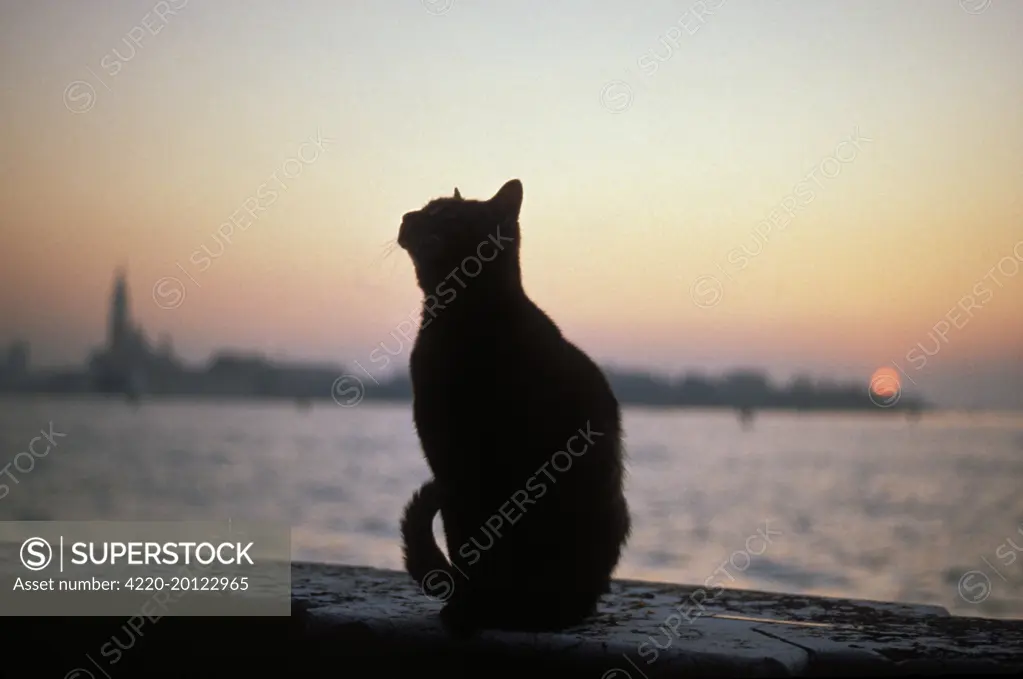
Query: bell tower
108 265 129 353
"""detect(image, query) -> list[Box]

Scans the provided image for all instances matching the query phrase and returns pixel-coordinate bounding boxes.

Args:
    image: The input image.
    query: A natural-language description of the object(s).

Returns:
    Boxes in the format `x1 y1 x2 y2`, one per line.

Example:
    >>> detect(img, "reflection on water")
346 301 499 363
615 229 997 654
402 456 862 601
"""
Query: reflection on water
1 397 1021 619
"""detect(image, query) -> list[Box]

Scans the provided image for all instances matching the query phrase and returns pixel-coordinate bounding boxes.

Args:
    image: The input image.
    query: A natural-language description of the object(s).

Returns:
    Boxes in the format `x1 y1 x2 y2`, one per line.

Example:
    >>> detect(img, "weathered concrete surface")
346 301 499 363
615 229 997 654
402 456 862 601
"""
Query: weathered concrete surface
292 562 1023 677
10 561 1022 676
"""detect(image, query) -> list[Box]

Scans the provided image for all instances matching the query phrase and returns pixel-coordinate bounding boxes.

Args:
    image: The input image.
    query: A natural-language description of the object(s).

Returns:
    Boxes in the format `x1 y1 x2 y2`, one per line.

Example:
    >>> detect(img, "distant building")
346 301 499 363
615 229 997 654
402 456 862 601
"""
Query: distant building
720 369 772 407
676 374 717 404
6 341 29 376
88 268 181 394
0 340 30 386
203 352 343 398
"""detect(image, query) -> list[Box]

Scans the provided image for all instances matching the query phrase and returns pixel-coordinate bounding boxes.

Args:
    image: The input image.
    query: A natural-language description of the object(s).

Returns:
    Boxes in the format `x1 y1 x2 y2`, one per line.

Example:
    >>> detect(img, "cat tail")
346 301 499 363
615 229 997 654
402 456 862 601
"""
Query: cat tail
400 478 453 589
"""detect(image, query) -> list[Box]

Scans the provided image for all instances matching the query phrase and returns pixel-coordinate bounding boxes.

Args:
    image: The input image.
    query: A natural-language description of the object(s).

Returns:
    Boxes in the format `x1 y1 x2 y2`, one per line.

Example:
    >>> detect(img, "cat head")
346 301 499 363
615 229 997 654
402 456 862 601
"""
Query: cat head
398 179 523 295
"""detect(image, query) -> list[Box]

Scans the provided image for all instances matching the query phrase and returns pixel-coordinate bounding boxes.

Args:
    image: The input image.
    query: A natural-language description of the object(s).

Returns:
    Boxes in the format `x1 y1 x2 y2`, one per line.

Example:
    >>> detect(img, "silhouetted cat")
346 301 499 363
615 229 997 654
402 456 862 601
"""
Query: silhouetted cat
398 179 630 634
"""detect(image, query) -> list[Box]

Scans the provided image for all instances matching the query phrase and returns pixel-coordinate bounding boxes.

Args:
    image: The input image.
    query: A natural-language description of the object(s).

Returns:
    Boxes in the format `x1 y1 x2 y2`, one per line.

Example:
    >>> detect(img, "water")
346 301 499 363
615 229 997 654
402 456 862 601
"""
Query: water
1 396 1021 619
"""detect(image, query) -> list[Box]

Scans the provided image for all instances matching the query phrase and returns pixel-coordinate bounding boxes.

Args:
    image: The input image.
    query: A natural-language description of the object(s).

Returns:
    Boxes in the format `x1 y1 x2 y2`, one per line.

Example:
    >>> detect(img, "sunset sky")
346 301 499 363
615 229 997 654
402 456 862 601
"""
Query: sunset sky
1 0 1021 409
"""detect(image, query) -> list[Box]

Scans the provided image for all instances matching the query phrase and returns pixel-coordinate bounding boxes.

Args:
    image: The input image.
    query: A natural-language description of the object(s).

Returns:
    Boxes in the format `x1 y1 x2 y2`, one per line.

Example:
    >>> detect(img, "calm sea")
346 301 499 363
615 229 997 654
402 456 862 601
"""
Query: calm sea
1 397 1021 619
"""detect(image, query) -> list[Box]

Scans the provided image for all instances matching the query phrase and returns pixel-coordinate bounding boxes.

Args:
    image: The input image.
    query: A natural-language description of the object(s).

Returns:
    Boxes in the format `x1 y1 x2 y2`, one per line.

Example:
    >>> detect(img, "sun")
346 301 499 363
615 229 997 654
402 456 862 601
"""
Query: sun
869 366 901 397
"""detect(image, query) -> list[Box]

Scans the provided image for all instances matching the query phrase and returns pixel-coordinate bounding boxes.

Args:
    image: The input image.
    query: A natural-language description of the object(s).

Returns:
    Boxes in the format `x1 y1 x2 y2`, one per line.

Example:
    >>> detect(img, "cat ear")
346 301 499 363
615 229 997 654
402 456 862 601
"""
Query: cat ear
453 188 462 200
488 179 522 220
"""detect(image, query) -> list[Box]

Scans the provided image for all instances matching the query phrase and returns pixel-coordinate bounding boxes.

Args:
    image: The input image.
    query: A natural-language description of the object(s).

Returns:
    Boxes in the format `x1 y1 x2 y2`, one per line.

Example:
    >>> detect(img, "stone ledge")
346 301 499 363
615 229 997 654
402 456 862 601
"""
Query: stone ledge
9 561 1023 677
292 562 1023 677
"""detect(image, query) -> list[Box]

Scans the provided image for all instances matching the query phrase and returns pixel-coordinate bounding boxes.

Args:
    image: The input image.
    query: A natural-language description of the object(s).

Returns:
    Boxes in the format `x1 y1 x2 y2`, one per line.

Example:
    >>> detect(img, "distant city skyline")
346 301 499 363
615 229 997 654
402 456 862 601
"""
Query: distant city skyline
1 1 1020 410
1 268 931 415
2 268 1018 412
